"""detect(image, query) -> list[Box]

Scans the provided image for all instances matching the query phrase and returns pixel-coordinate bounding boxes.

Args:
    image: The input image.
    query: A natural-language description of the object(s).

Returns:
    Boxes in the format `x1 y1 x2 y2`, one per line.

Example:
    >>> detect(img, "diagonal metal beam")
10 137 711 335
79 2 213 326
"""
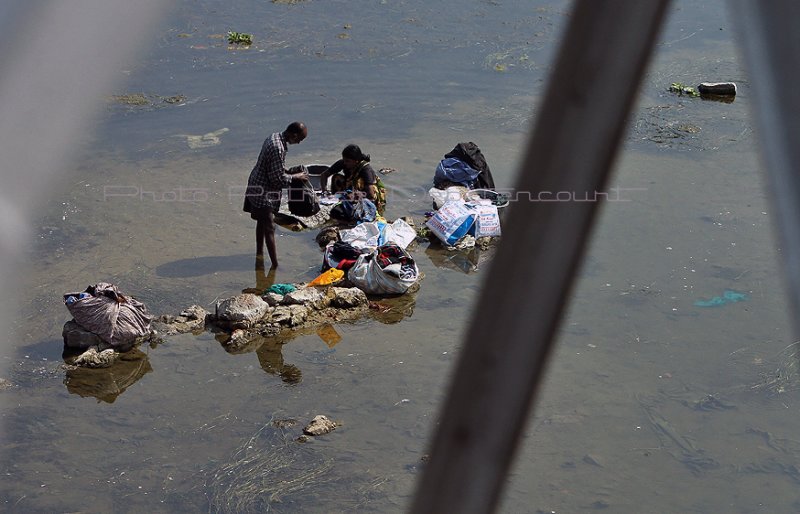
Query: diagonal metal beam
728 0 800 334
410 1 670 512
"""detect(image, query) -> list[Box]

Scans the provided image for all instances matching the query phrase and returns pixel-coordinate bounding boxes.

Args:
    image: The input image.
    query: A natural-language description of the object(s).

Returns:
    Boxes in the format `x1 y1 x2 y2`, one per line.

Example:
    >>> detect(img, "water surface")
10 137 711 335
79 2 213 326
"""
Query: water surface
3 1 799 512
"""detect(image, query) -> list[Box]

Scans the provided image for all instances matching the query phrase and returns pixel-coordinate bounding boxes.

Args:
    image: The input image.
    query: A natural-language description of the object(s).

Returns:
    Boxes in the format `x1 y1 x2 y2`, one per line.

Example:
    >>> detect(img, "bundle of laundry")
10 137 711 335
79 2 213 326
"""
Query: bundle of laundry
329 197 377 223
339 218 416 252
433 142 496 190
63 282 152 350
348 243 421 295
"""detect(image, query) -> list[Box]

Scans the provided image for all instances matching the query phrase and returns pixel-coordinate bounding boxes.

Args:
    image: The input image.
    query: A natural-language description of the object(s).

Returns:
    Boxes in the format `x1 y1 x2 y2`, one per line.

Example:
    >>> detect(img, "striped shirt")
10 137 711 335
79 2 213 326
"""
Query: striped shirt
246 132 293 210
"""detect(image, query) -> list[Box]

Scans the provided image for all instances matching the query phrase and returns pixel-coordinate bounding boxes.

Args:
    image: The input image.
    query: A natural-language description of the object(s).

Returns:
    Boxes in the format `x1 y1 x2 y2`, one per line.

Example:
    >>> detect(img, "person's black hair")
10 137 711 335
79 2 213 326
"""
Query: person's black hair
342 144 370 162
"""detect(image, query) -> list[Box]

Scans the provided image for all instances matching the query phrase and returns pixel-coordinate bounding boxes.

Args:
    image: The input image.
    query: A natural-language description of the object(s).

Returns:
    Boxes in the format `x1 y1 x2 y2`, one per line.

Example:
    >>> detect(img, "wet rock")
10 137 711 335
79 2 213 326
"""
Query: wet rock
155 305 209 334
256 324 282 338
181 305 209 322
225 329 263 353
216 294 271 329
315 227 339 247
283 287 329 309
303 415 338 436
62 320 104 350
262 292 283 307
327 287 368 309
271 305 308 327
272 418 298 429
296 435 312 443
73 346 119 368
0 378 12 390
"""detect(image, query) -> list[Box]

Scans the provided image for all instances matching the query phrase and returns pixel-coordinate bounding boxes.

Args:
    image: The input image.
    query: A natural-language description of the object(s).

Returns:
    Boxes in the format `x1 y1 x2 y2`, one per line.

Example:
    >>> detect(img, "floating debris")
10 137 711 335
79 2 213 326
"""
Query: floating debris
175 127 230 149
227 31 253 45
109 93 187 108
752 342 800 395
693 289 748 308
206 421 335 513
111 93 150 106
698 82 736 96
668 82 699 97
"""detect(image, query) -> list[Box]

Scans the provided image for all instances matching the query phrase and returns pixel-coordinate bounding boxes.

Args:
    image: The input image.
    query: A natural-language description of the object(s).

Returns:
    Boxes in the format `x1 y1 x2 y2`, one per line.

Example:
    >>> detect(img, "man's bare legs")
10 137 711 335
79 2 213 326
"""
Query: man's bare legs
255 208 278 268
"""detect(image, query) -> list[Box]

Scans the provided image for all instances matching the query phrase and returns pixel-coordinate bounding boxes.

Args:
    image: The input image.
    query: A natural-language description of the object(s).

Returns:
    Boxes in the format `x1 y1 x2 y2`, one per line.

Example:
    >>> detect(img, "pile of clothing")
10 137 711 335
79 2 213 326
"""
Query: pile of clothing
433 142 496 190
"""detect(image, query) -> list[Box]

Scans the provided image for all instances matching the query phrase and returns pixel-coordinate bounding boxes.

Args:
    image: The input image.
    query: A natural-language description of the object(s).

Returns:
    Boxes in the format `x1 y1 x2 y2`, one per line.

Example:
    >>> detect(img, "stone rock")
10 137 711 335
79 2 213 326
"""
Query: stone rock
224 329 263 354
328 287 368 309
0 378 12 390
155 305 209 334
181 305 209 322
262 292 283 307
62 320 104 350
303 415 338 436
73 346 119 368
270 305 308 327
283 287 329 309
216 294 271 329
315 227 340 247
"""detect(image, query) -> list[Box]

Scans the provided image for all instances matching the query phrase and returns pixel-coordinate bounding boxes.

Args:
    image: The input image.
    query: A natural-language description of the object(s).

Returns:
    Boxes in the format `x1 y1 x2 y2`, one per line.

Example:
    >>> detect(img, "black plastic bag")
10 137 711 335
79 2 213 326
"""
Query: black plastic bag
288 176 320 217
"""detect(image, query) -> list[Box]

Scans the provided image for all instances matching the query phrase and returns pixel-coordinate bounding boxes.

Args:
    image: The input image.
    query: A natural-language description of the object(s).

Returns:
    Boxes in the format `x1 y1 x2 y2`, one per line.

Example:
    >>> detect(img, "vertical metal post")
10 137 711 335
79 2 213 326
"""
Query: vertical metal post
729 0 800 333
410 1 670 512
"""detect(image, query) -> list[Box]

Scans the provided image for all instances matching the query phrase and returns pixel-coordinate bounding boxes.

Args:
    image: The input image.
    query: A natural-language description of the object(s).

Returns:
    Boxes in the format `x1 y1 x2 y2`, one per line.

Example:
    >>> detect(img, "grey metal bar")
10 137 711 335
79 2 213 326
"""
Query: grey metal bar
728 0 800 333
409 1 670 512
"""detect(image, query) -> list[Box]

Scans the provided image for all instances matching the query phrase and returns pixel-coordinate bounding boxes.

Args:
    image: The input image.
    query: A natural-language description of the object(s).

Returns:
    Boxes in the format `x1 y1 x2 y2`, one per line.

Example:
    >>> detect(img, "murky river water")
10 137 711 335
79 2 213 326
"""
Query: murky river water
3 0 799 512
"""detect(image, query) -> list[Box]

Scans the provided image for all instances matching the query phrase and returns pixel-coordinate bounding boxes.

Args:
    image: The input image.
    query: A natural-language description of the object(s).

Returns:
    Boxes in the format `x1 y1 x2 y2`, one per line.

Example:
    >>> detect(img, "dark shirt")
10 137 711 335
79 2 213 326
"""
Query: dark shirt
326 159 377 189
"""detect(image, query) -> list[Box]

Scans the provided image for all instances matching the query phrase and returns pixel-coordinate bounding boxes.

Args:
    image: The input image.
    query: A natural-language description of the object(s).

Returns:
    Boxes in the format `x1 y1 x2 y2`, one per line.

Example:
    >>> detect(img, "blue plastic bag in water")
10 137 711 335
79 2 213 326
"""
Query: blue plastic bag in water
694 289 748 307
434 157 482 188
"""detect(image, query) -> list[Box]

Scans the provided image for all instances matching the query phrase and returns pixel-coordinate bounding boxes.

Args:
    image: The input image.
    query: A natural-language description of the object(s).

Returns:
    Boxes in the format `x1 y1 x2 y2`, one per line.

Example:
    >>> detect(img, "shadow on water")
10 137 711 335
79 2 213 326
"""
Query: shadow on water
155 253 255 278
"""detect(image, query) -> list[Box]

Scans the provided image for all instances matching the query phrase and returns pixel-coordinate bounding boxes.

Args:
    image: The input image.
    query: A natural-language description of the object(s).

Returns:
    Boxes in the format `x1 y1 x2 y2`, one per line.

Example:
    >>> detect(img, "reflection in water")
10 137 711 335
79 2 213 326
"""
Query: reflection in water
368 291 418 324
424 243 496 274
216 330 303 385
242 258 276 294
316 324 342 348
256 339 302 385
62 347 152 403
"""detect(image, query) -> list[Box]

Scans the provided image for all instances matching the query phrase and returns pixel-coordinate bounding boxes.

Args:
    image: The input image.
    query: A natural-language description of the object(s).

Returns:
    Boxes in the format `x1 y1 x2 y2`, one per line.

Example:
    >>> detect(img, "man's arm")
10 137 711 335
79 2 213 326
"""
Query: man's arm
264 144 292 188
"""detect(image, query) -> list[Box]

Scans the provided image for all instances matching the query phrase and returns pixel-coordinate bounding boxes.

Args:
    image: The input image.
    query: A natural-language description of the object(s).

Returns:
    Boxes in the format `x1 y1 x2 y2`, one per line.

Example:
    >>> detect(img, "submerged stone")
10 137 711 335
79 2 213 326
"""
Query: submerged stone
303 415 338 436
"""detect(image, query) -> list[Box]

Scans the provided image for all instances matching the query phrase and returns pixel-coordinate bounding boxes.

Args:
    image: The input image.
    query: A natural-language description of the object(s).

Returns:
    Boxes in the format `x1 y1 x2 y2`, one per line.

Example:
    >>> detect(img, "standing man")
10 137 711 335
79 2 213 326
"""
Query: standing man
243 121 308 268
